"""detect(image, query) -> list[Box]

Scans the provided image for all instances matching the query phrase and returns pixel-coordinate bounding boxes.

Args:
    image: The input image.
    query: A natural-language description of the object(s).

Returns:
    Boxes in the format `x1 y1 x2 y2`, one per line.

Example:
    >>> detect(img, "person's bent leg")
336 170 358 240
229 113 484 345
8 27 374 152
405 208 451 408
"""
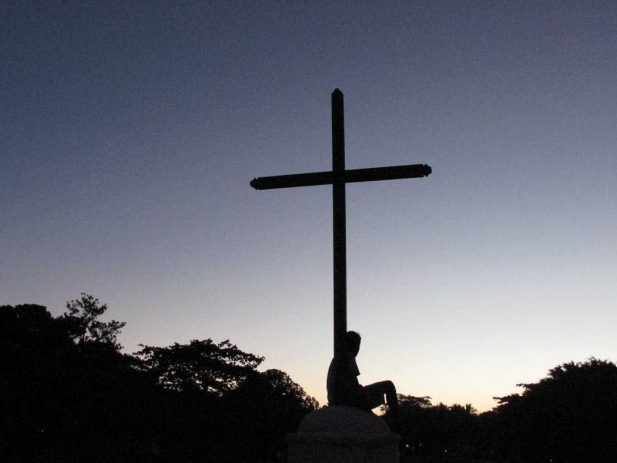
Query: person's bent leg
363 381 401 433
383 381 400 432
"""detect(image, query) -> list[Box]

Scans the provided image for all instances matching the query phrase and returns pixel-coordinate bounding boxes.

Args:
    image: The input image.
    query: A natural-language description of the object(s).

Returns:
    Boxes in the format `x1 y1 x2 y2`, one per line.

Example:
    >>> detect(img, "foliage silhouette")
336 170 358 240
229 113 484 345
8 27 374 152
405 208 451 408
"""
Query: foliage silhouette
1 296 318 462
136 338 264 395
394 395 481 460
223 369 319 461
1 301 160 461
384 360 617 462
490 358 617 462
61 293 126 350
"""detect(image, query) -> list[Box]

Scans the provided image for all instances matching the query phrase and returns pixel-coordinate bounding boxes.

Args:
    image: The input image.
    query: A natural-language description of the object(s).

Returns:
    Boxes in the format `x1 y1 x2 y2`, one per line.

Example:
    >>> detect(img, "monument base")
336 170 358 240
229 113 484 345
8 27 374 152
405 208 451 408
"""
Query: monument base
287 405 400 463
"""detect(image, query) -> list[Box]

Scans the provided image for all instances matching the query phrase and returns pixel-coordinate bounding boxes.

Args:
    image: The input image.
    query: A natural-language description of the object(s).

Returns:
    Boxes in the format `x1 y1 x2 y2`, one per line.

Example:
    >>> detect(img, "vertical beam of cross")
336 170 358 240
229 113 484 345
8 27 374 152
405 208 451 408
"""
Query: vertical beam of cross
331 89 347 357
250 89 431 357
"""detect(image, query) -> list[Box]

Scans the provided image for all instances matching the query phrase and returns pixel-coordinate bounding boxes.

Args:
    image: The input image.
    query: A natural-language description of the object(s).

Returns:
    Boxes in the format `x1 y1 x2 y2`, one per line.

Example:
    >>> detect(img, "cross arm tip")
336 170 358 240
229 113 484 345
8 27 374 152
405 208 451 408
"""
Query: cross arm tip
332 88 343 96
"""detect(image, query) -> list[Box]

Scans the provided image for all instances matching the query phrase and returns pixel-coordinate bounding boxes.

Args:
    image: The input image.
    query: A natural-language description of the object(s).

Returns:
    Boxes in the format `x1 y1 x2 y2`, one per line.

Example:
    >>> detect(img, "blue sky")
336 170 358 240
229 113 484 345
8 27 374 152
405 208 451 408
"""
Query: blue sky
2 1 616 410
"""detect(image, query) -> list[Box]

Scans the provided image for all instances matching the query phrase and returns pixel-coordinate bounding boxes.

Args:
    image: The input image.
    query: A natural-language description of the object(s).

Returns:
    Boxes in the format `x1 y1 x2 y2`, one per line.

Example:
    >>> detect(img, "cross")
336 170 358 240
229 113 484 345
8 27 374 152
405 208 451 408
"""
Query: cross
251 89 431 357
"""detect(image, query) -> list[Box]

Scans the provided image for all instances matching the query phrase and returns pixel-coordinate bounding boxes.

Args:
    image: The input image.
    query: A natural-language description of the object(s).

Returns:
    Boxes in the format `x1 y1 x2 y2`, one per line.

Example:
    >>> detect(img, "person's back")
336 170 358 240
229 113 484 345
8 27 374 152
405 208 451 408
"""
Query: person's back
327 350 366 408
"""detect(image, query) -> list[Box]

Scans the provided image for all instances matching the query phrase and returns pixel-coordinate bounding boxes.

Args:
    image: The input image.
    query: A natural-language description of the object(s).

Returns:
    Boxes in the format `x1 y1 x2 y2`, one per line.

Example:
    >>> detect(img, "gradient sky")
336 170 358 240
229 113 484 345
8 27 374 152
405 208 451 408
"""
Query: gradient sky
2 1 616 411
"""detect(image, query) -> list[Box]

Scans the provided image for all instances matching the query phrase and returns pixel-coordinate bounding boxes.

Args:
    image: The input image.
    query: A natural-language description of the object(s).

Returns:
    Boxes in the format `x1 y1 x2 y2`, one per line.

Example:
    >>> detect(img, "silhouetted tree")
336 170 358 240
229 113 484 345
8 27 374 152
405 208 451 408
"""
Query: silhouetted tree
0 300 162 462
394 394 482 459
133 341 322 461
61 293 126 350
136 338 264 395
492 358 617 462
223 369 319 461
0 304 74 453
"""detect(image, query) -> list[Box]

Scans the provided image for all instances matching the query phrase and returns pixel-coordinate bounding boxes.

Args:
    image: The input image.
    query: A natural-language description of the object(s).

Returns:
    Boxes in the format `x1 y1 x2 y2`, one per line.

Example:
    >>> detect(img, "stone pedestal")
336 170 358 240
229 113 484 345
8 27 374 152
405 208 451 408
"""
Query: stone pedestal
287 406 400 462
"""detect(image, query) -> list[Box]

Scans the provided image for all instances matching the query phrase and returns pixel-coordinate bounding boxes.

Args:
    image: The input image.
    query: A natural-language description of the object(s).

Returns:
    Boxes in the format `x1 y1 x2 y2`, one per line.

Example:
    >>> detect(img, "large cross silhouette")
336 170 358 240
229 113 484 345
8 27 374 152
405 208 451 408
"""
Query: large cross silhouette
251 89 431 356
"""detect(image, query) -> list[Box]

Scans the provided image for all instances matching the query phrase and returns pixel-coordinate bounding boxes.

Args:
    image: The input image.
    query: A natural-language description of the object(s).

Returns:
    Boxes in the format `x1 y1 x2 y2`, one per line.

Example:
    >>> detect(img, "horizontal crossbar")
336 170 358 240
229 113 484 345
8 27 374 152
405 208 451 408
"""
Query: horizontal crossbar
250 164 431 190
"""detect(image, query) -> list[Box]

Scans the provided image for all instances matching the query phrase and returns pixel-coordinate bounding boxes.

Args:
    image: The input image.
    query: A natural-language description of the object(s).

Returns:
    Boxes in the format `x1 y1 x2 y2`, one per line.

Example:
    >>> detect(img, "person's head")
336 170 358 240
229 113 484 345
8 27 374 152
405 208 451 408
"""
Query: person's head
344 331 361 356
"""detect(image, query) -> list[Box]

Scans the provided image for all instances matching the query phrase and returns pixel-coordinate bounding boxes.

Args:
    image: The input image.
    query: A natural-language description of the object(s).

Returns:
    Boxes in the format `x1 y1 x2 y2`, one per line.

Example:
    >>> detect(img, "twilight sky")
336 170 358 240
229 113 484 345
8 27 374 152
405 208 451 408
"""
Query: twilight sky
2 1 616 411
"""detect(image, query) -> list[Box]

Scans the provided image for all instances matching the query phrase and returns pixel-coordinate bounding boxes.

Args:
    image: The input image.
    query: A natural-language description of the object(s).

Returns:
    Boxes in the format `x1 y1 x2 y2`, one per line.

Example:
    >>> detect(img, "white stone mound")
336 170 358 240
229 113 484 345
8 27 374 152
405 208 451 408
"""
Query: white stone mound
287 405 400 462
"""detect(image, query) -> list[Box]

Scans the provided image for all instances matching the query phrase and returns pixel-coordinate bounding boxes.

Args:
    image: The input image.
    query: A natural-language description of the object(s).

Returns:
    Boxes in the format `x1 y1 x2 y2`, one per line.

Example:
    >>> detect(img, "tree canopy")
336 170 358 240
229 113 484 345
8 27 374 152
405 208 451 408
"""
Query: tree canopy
61 293 126 349
136 338 264 394
0 296 318 462
491 358 617 462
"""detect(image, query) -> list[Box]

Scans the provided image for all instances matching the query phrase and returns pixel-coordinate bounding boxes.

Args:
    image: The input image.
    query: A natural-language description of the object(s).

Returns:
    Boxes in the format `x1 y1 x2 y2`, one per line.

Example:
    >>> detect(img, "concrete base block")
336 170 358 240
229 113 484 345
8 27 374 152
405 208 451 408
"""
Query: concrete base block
287 406 400 462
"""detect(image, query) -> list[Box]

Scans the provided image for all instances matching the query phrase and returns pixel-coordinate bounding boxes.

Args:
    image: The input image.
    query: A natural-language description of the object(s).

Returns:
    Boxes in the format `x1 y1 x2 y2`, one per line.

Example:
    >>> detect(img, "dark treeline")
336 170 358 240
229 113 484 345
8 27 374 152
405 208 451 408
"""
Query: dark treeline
1 295 317 462
2 295 617 462
392 362 617 462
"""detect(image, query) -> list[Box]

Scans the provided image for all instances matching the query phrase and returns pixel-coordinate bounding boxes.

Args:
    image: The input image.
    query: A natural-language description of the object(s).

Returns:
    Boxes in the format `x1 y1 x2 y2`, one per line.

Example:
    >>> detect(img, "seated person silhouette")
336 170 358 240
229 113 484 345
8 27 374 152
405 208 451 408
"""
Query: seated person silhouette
327 331 401 433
